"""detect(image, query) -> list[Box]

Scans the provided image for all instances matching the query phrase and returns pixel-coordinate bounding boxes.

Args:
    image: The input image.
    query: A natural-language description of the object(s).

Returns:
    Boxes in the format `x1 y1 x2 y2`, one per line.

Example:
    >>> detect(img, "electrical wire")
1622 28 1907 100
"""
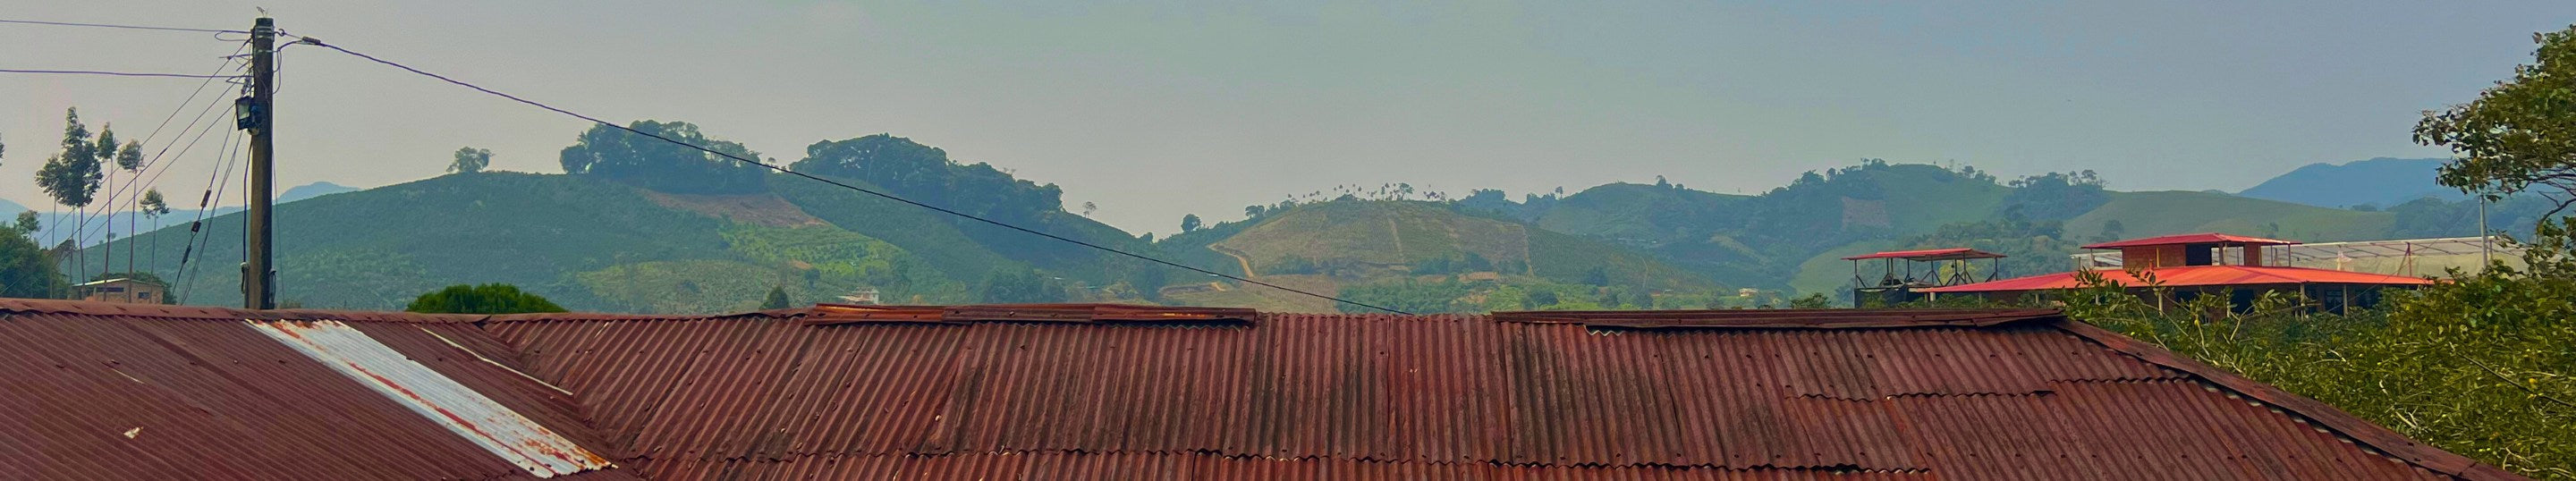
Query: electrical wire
307 39 1414 315
67 46 248 243
175 130 245 305
0 68 241 79
0 18 245 34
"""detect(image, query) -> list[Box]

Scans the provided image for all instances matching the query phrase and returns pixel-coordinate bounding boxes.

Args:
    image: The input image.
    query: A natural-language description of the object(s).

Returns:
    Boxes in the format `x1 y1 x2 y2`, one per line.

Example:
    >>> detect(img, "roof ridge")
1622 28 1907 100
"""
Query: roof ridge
644 448 1929 474
1492 308 2063 329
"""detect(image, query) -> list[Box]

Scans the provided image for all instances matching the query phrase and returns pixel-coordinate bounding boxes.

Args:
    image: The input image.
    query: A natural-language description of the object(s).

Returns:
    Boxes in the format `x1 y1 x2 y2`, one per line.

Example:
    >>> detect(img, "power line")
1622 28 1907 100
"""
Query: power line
0 68 240 79
0 18 245 34
307 39 1414 315
68 46 249 244
176 129 246 305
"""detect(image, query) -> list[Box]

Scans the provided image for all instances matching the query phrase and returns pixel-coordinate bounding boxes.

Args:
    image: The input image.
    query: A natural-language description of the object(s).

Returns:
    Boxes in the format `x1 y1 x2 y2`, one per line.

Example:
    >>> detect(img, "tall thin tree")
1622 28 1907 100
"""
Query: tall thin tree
140 189 167 279
34 108 99 283
91 123 117 277
115 139 140 276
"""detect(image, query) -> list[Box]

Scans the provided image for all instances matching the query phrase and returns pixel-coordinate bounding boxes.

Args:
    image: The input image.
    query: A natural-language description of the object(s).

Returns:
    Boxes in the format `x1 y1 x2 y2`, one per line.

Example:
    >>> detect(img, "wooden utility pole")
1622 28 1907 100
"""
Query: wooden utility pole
243 16 276 309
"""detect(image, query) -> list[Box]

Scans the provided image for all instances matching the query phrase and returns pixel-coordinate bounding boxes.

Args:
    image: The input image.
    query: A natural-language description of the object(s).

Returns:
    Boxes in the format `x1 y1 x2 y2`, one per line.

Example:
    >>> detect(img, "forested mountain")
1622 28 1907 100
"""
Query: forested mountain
65 125 1169 313
2237 157 2465 208
54 121 2532 313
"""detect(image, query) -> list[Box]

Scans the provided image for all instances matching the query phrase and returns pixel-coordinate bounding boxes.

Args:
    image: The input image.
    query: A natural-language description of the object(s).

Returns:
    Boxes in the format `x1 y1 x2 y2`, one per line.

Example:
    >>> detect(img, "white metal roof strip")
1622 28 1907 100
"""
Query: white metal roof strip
246 319 613 477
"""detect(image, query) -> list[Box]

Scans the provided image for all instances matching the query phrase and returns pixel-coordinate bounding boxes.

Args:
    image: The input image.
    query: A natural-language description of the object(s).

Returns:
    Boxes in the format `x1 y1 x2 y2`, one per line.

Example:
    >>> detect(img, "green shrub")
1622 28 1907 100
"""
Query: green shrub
404 283 567 314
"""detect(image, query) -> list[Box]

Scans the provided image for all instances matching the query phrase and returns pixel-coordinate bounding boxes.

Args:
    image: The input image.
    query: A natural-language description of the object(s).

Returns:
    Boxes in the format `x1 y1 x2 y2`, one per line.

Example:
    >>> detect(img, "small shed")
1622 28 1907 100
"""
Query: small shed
1843 247 2007 307
72 277 167 305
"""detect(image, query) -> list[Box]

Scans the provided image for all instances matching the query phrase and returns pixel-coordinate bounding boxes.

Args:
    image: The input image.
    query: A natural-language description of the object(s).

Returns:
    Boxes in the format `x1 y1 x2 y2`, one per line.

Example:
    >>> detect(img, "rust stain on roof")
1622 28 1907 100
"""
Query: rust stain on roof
0 299 2520 480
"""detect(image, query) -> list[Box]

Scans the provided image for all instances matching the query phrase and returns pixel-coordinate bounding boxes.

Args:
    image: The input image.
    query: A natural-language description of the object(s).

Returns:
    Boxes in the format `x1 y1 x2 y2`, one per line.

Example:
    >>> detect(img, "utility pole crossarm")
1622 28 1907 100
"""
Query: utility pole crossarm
243 17 275 309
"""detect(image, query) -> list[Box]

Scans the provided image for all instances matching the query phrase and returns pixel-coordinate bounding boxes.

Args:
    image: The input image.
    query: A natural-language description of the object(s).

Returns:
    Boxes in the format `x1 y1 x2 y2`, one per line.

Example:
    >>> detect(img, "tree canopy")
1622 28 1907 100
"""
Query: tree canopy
760 285 792 309
794 134 1065 225
451 147 493 173
2418 25 2576 211
404 283 568 314
559 121 766 194
0 215 63 299
35 108 102 209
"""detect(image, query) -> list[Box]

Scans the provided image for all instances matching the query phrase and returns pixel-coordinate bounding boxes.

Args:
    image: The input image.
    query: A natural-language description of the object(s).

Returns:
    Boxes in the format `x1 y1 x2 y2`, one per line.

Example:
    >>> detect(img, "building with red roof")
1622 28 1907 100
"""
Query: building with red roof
1920 232 2432 311
0 298 2519 479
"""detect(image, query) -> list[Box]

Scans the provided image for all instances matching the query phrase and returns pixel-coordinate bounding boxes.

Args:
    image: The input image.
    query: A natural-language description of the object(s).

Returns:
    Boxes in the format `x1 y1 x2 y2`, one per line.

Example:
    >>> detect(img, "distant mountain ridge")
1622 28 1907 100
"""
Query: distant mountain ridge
46 126 2529 313
26 181 361 248
2237 157 2465 209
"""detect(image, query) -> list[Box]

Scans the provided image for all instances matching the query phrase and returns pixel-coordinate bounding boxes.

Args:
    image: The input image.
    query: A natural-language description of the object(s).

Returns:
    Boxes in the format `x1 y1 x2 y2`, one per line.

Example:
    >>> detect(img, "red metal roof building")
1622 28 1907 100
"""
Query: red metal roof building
1919 232 2432 311
0 299 2519 480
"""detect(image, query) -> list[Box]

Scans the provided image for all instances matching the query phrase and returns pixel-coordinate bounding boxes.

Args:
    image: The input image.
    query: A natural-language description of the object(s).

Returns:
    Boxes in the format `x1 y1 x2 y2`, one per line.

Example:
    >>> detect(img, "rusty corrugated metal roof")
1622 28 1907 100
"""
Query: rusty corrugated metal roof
478 307 2516 480
0 302 630 480
2 300 2517 480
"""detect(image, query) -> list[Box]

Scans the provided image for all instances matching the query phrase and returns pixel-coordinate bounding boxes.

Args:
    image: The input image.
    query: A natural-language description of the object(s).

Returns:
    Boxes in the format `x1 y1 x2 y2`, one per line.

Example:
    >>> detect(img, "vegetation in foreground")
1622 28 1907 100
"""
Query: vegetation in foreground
405 283 568 315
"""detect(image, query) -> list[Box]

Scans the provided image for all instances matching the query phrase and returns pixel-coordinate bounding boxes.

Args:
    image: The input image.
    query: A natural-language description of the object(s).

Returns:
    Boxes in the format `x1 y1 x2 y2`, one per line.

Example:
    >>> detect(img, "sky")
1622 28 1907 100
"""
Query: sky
3 1 2572 235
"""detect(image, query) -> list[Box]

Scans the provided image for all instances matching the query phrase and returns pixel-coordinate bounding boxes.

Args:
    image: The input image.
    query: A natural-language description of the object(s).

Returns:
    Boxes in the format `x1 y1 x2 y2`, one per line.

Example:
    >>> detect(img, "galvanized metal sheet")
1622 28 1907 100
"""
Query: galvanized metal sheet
248 319 614 477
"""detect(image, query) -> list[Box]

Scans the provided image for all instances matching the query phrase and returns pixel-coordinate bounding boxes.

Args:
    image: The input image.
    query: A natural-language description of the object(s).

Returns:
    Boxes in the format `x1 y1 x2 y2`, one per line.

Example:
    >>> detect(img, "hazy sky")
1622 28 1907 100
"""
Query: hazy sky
4 1 2571 235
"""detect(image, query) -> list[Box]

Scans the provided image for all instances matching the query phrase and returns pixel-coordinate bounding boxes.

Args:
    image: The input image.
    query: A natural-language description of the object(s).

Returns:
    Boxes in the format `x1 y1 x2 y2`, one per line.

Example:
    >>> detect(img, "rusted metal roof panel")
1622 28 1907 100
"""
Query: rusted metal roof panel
802 302 1259 325
0 308 626 480
248 319 614 477
627 451 1936 480
482 310 2497 480
1493 308 2062 329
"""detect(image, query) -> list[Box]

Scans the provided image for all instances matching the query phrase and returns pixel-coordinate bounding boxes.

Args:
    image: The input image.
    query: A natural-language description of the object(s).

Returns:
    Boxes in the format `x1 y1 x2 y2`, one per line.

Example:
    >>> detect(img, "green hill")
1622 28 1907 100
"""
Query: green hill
71 173 988 312
1158 199 1724 313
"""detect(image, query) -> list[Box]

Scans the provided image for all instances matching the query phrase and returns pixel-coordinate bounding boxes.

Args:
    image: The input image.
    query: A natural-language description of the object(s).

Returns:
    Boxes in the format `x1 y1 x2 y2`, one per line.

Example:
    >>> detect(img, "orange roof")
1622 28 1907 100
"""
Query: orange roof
1918 265 2433 293
2082 232 2299 249
1842 247 2007 260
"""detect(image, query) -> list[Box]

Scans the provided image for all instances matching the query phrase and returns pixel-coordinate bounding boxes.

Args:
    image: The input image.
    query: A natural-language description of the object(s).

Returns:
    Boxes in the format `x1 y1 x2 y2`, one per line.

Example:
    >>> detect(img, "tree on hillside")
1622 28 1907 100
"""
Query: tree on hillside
2002 171 2109 221
977 268 1068 303
405 283 568 314
450 147 493 173
2418 26 2576 213
139 190 168 270
793 134 1067 224
760 285 792 309
1180 214 1202 233
560 121 766 194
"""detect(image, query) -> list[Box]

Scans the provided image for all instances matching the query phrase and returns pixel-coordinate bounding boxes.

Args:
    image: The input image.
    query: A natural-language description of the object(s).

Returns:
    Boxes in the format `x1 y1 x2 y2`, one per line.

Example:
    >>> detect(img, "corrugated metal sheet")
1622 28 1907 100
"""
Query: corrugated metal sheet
3 300 2515 479
481 310 2499 480
1842 248 2006 261
248 319 614 477
0 307 631 480
805 303 1259 325
2084 232 2301 249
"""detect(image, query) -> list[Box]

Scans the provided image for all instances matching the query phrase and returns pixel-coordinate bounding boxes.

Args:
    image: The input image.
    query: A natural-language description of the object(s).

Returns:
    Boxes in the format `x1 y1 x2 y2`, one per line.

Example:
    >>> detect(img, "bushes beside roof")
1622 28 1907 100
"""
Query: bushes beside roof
405 283 568 315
